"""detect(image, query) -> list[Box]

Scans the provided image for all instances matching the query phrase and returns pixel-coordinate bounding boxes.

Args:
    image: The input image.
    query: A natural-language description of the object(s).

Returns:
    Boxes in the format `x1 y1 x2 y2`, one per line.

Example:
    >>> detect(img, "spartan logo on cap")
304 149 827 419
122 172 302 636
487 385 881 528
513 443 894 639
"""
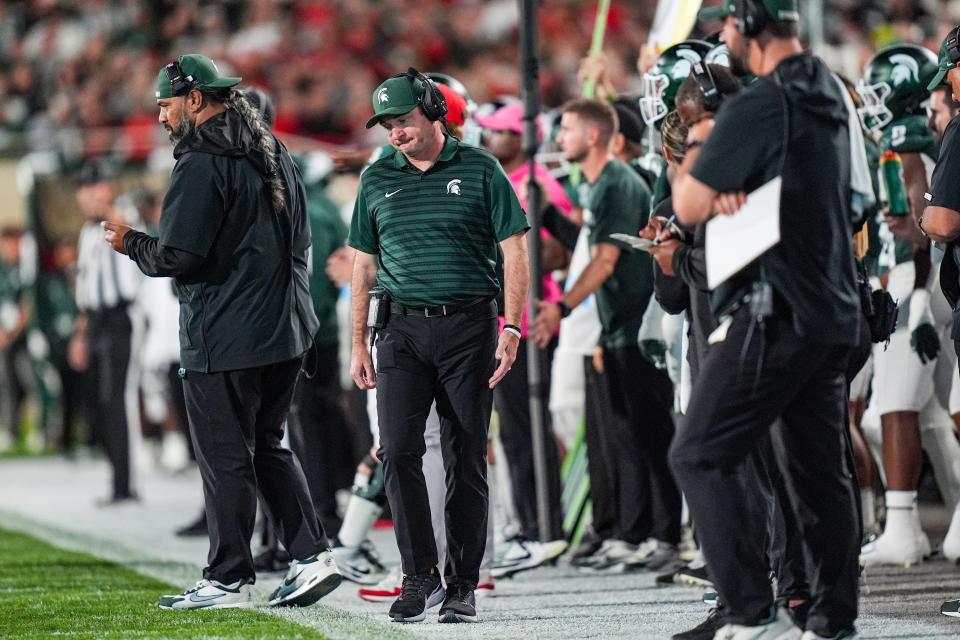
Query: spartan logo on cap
447 179 462 195
890 54 920 87
377 88 390 104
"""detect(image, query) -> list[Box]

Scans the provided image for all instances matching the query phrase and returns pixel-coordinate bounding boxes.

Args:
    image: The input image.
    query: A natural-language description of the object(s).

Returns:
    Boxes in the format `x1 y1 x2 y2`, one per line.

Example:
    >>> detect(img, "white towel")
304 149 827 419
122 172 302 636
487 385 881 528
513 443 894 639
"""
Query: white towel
833 73 876 219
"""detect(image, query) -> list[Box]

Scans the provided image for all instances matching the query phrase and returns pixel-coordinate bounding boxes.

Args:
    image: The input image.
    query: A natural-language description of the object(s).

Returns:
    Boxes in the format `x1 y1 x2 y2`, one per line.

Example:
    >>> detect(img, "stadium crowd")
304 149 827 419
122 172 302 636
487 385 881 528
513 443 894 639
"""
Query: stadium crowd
5 0 960 637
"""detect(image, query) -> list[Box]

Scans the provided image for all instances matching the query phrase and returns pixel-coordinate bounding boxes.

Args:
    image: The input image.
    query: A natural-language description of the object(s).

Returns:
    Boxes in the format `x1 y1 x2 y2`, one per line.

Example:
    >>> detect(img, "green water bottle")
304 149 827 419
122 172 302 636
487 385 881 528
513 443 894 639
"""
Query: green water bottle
881 150 910 217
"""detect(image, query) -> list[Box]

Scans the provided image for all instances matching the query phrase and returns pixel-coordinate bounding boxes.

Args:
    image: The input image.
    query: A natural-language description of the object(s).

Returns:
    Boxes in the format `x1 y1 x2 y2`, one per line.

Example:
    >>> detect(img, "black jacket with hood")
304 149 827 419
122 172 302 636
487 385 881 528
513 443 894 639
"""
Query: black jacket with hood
690 52 860 346
125 108 319 372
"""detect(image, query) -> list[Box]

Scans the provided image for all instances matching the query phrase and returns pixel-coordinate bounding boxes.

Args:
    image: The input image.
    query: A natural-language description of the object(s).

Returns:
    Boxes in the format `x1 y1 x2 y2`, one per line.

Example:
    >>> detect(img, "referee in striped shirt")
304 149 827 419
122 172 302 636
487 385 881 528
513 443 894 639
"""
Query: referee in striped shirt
349 70 530 624
70 159 143 504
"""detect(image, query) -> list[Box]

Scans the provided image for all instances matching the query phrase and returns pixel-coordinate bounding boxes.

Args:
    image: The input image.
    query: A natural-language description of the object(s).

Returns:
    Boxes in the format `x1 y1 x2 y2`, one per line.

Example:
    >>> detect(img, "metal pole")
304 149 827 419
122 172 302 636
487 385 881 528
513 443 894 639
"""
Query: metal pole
518 0 553 542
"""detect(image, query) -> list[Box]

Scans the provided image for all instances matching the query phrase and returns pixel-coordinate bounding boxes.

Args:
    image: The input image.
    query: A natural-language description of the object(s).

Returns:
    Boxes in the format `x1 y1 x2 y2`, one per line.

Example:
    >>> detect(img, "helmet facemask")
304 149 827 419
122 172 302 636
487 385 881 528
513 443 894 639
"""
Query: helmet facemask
640 73 670 126
856 80 893 132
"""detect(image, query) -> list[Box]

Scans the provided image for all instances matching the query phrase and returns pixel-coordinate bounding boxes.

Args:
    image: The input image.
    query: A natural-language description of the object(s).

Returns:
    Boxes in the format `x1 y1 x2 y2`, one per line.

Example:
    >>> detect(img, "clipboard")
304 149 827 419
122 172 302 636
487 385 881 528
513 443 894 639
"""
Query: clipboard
705 177 782 289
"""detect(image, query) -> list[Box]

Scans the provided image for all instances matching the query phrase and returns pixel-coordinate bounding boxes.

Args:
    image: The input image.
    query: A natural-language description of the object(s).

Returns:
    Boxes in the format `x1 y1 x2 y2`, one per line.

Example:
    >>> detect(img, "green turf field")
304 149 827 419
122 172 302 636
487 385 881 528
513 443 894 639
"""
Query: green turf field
0 527 325 640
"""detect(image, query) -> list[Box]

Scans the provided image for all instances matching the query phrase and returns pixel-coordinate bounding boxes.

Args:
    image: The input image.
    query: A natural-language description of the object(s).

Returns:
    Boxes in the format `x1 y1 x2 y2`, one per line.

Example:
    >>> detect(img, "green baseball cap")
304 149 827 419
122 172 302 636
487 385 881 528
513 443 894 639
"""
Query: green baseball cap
699 0 733 21
365 76 423 129
155 54 242 99
928 26 960 90
701 0 799 23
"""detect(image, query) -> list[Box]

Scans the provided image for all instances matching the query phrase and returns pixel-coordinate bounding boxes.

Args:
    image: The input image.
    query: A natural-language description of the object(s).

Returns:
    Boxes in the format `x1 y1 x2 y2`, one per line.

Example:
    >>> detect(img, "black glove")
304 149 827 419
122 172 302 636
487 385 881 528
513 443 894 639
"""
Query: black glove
910 323 940 364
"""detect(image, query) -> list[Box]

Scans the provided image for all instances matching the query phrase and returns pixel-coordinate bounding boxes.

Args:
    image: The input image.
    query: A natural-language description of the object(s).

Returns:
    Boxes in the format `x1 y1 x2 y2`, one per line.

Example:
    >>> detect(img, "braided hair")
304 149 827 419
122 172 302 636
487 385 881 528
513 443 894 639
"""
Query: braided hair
201 86 286 215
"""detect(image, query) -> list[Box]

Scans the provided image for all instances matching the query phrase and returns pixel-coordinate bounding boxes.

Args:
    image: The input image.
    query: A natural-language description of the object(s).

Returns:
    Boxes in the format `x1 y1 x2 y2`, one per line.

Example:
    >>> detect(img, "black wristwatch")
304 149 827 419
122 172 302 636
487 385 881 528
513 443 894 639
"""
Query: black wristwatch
557 300 572 318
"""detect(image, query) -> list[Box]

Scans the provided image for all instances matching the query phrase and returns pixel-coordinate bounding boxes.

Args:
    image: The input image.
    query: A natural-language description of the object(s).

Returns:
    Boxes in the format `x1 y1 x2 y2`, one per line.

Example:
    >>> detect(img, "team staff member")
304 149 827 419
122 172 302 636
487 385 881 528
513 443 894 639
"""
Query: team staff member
103 54 341 610
930 79 960 142
670 1 860 638
922 25 960 620
348 70 529 624
533 99 680 570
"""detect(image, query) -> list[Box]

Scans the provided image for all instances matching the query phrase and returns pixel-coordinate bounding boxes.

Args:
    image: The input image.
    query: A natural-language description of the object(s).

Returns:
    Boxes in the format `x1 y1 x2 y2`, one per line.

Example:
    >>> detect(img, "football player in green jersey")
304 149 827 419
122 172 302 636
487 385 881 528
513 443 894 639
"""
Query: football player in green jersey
858 43 960 567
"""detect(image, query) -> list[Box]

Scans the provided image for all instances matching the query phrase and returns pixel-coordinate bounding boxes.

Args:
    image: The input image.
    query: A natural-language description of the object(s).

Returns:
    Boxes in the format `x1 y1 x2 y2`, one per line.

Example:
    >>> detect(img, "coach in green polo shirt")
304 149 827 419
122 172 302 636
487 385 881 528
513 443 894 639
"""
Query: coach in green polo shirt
348 69 529 624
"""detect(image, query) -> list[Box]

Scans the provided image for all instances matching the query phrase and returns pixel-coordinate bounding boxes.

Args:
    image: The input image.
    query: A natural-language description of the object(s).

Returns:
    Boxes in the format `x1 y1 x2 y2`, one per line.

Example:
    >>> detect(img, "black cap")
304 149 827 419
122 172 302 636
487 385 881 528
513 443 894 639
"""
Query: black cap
77 158 117 186
612 97 646 144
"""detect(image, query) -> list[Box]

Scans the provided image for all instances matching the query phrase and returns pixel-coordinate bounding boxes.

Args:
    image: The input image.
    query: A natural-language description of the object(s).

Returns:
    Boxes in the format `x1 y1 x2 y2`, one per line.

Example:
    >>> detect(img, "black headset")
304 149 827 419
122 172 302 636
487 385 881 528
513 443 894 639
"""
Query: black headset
733 0 767 38
946 28 960 66
692 61 721 112
164 58 195 96
392 67 448 122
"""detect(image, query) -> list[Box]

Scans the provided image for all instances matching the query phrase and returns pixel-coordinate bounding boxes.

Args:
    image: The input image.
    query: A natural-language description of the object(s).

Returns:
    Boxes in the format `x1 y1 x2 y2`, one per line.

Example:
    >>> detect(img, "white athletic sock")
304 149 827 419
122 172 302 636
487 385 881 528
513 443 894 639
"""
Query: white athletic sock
883 490 919 537
860 487 875 531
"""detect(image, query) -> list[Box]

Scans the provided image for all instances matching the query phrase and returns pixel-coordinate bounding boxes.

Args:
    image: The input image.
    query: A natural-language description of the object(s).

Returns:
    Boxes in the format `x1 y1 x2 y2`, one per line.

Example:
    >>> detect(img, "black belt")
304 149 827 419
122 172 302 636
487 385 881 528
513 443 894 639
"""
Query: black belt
389 297 492 318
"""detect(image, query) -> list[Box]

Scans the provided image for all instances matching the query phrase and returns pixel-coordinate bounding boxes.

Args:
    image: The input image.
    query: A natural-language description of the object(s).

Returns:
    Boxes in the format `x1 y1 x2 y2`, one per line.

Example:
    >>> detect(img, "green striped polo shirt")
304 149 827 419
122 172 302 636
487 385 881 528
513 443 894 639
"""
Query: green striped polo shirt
348 136 529 307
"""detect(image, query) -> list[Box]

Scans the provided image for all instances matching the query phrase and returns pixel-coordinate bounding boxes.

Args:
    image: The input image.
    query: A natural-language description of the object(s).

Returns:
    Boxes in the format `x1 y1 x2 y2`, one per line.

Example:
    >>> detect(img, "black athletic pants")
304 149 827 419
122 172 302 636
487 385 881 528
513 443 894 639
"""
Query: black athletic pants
670 309 859 636
183 356 327 583
375 301 497 587
288 342 353 535
583 354 617 541
601 344 681 545
493 338 563 541
88 307 134 500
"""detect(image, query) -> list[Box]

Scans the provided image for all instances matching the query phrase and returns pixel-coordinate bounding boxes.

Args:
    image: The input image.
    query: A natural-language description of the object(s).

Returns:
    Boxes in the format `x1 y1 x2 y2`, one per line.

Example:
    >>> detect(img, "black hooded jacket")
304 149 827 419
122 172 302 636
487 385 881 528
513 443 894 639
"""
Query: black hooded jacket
125 108 319 372
690 52 860 346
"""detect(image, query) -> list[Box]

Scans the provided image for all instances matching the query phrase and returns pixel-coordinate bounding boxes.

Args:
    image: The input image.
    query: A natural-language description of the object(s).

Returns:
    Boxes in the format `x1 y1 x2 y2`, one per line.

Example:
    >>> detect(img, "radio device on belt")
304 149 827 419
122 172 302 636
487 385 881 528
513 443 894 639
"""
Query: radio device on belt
367 288 390 348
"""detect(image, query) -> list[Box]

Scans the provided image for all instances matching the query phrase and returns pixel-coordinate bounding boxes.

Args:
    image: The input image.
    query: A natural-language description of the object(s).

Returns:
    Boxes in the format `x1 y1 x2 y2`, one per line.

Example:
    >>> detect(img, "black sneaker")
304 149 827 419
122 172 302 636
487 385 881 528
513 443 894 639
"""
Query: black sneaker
388 570 442 623
569 531 602 563
253 547 291 573
672 608 724 640
943 598 960 618
439 582 479 623
674 565 713 588
175 511 207 537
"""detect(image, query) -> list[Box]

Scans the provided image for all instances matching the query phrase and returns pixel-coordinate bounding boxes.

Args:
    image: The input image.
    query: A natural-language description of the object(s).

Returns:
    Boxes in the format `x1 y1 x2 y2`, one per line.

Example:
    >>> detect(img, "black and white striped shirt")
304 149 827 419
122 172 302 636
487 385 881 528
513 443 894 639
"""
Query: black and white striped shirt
76 221 142 312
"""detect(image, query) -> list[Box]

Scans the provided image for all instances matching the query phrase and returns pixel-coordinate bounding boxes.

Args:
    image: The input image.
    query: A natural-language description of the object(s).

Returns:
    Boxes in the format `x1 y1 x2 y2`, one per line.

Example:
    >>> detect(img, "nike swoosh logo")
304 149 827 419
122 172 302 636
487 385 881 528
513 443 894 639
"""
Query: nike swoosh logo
283 565 305 587
189 592 226 603
385 189 402 198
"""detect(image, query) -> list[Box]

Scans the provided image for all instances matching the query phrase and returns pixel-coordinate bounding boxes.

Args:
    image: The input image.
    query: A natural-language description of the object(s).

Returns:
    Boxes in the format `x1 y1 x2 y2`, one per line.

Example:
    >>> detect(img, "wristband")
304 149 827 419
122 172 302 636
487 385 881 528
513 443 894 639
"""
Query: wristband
503 324 522 339
557 301 573 318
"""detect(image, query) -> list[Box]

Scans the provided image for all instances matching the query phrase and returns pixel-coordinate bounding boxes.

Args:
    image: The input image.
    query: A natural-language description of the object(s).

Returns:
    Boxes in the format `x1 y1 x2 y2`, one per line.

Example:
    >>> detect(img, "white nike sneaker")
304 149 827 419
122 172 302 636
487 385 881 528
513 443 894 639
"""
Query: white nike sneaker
800 630 858 640
158 578 254 610
269 550 343 607
860 529 927 567
329 545 386 585
582 539 639 572
942 504 960 563
713 608 802 640
492 539 568 578
358 566 402 602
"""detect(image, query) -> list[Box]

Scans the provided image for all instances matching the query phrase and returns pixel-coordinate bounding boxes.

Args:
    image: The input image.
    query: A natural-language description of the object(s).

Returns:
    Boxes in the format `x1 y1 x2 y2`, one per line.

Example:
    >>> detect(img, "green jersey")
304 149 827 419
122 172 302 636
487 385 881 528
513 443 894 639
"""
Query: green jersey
584 159 654 348
348 136 529 307
0 259 24 332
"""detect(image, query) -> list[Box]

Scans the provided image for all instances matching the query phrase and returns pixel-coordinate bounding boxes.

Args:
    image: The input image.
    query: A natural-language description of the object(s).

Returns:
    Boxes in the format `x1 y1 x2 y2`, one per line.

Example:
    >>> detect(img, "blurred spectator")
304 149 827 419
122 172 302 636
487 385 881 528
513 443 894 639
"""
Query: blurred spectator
0 225 32 450
34 238 84 454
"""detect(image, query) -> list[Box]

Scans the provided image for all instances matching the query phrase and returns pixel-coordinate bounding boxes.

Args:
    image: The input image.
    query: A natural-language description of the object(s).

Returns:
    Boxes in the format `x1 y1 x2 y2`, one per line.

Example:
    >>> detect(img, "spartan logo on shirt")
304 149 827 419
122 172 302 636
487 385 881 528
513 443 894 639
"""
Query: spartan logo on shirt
377 88 390 104
889 54 920 87
447 179 462 195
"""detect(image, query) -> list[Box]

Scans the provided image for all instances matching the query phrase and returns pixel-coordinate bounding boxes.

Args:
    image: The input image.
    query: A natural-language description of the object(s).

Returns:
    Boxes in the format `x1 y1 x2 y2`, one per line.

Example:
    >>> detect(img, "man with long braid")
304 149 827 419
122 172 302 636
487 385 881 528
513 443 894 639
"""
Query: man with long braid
102 54 342 610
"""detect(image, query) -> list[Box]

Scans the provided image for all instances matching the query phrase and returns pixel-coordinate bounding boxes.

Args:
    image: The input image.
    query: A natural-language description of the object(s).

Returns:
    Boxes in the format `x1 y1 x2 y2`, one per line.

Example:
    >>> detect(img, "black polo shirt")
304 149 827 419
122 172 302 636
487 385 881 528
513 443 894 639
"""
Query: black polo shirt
690 53 860 346
928 116 960 338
